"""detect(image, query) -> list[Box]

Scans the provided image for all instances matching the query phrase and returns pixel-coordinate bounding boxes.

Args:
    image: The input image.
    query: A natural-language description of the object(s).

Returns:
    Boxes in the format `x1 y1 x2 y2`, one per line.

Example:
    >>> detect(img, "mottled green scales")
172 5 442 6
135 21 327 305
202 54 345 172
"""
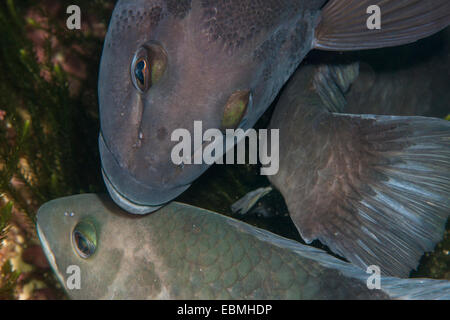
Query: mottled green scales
36 194 450 299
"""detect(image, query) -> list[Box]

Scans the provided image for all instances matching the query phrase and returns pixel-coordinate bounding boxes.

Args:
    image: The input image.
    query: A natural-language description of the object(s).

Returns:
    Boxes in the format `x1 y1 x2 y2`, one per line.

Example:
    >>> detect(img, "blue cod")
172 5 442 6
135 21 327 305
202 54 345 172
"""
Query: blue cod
98 0 450 277
37 194 450 300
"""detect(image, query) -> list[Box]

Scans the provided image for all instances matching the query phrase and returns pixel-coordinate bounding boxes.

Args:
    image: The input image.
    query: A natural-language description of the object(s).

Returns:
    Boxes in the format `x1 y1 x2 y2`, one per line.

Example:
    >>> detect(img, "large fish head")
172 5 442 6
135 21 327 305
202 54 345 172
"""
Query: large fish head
98 0 320 214
36 194 162 299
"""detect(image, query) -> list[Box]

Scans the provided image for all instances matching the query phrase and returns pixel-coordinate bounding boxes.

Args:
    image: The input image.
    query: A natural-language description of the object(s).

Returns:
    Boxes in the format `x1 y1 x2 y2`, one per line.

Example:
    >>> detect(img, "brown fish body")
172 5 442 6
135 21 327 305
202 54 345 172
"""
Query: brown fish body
266 28 450 276
99 0 326 213
99 0 449 214
344 28 450 117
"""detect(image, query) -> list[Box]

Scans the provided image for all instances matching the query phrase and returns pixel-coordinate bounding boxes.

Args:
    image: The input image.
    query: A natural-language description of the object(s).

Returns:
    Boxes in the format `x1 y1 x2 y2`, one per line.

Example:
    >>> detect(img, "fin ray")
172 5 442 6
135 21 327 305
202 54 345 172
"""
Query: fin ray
268 64 449 276
315 0 450 51
274 112 450 276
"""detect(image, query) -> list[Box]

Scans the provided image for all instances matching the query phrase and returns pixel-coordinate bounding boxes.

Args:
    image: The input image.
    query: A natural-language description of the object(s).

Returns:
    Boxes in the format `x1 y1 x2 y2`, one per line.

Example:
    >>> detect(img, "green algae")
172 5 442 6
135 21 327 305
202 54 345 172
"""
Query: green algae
0 0 112 299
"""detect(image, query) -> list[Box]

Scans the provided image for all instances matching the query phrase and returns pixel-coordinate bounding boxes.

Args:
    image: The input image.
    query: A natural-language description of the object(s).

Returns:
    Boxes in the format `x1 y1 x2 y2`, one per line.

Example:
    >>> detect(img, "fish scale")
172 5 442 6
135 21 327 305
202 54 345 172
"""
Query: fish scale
33 194 413 299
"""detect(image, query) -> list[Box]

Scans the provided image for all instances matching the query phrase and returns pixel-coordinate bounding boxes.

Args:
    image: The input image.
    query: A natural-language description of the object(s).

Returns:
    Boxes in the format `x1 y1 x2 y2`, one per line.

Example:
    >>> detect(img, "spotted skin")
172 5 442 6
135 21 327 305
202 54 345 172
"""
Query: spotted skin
167 0 192 19
98 0 325 213
99 0 450 217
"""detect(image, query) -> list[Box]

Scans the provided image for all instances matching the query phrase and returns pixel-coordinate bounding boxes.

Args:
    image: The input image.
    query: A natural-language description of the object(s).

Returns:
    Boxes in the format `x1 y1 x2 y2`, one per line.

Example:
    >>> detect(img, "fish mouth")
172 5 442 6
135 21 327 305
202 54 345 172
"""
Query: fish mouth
101 168 163 214
99 133 191 214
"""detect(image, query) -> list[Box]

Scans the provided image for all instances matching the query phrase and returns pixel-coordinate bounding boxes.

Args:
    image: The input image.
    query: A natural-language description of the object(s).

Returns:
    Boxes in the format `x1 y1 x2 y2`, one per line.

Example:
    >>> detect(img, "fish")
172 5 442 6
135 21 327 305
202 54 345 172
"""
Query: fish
231 186 273 215
342 27 450 117
98 0 450 214
258 37 450 278
36 194 450 300
231 28 450 276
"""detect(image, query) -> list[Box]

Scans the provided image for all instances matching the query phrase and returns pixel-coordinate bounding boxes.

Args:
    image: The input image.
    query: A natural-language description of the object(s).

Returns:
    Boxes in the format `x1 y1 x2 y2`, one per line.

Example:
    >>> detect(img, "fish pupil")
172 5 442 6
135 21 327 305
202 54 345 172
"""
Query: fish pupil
74 231 91 256
135 60 147 86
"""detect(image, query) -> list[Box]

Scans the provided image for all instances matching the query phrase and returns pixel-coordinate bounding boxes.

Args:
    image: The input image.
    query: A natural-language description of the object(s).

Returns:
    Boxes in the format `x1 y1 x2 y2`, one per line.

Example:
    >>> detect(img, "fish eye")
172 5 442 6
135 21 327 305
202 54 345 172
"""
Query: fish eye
221 90 252 130
131 43 167 93
72 221 97 259
134 58 148 89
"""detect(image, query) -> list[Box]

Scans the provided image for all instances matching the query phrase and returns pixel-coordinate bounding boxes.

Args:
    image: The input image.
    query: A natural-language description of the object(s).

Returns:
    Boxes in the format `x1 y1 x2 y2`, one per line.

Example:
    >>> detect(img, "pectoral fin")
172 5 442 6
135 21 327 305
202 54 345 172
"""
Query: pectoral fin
231 187 273 215
314 0 450 51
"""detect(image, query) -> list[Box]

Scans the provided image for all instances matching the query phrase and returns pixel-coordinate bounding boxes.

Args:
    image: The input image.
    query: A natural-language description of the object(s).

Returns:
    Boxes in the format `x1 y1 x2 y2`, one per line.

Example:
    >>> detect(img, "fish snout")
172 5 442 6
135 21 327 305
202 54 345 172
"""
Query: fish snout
99 134 190 214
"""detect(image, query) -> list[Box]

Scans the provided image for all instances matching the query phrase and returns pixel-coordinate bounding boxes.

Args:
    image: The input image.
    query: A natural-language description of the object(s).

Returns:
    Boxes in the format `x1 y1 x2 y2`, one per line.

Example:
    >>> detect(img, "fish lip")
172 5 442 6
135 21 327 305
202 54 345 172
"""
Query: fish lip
98 133 191 214
101 168 163 214
36 216 65 288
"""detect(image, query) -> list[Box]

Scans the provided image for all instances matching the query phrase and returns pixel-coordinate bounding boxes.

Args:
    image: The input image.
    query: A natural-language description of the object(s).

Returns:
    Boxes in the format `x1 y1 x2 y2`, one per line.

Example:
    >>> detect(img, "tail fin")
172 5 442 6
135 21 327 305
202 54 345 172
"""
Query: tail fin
274 110 450 277
381 277 450 300
314 0 450 51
